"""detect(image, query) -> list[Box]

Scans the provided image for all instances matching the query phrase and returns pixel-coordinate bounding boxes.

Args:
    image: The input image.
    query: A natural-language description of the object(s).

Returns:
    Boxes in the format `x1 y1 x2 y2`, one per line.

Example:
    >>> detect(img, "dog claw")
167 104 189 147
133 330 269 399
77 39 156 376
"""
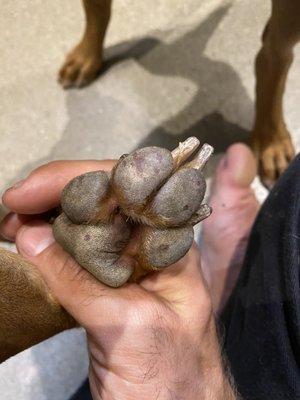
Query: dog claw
185 143 214 171
188 204 212 225
171 137 200 169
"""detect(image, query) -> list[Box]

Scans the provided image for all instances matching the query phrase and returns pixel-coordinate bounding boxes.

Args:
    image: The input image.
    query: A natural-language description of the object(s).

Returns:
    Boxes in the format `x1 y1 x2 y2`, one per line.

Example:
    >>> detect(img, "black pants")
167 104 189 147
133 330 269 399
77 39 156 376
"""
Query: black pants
222 154 300 399
70 155 300 400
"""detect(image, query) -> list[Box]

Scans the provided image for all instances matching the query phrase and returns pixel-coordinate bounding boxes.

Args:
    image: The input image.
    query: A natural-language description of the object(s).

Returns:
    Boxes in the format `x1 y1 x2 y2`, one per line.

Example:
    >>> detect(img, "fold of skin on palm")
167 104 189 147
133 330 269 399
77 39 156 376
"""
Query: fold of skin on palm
0 138 212 362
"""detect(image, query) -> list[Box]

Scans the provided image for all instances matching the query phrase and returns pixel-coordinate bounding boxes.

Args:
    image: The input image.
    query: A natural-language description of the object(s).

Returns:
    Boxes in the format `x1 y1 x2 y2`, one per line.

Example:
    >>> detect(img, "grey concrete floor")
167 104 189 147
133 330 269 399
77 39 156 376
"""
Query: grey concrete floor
0 0 299 399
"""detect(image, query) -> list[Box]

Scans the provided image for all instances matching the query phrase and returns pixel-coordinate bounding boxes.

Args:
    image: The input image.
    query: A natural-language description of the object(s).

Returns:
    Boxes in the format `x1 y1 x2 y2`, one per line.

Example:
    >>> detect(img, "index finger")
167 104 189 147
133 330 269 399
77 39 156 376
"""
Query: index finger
2 159 116 214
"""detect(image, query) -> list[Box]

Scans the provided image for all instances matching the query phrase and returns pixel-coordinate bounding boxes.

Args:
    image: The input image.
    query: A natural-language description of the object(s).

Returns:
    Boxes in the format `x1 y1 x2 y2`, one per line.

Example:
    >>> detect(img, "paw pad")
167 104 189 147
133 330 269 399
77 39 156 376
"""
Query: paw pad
53 137 213 287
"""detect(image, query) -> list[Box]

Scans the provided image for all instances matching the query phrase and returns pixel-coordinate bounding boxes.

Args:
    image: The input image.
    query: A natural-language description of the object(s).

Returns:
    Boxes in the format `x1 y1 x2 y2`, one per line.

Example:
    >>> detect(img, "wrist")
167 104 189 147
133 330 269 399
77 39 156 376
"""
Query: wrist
89 349 237 400
91 371 237 400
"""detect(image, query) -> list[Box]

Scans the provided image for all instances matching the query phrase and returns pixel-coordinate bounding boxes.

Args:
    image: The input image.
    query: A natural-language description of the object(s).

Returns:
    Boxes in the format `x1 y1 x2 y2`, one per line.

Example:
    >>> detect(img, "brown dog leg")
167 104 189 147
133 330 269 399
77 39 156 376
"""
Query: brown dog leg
58 0 112 88
0 248 75 363
250 0 300 188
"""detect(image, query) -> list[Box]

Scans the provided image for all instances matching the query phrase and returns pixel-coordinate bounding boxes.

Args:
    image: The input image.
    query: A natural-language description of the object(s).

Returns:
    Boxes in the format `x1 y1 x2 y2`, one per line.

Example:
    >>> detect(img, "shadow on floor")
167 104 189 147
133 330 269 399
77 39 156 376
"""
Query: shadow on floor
15 4 253 185
131 6 251 153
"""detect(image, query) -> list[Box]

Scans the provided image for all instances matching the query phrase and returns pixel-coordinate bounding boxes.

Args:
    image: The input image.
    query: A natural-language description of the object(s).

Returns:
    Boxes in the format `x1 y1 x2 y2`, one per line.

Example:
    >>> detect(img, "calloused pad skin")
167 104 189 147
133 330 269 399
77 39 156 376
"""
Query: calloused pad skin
53 137 213 287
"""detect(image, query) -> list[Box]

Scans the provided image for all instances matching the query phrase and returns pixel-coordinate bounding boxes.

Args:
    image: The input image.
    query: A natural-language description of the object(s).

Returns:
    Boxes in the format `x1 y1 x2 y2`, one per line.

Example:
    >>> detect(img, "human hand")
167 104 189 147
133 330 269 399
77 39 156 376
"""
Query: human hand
1 160 236 400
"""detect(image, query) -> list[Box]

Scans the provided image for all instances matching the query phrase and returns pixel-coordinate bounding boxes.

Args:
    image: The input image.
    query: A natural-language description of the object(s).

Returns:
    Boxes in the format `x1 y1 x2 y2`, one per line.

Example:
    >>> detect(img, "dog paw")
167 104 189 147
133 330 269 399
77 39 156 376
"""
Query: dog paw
250 127 295 189
53 138 213 287
58 40 103 89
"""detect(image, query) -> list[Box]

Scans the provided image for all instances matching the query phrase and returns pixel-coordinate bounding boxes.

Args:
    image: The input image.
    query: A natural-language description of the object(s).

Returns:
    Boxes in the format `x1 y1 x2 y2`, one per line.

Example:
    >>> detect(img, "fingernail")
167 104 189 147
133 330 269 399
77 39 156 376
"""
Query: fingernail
18 223 55 257
264 180 274 191
6 179 25 191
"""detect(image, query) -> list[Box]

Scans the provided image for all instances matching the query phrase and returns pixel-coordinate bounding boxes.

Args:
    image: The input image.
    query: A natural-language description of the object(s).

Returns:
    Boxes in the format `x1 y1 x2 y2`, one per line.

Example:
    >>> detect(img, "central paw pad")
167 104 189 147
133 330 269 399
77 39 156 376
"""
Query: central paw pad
53 138 213 287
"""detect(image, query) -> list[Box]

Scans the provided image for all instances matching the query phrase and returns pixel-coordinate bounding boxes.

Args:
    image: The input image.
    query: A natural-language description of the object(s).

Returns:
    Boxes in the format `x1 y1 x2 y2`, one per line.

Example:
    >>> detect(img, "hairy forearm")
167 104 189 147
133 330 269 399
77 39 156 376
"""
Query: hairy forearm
89 341 238 400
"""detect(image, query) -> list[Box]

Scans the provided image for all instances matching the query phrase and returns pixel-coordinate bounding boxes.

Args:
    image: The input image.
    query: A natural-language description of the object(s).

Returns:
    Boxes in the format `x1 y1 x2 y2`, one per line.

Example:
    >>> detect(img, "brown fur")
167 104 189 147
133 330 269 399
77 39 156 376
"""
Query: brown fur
251 0 300 185
0 248 76 362
58 0 111 88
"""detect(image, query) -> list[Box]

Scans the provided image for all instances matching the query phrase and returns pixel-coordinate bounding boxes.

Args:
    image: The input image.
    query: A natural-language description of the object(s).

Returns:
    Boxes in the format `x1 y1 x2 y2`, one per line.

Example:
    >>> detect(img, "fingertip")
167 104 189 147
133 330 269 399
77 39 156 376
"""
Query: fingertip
2 182 34 213
2 160 116 214
0 212 32 241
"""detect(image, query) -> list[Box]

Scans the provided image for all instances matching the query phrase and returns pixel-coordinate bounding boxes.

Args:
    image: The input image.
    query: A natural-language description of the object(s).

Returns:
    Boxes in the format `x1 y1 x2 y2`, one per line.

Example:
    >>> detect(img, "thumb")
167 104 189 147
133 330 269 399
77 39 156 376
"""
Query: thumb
15 221 117 327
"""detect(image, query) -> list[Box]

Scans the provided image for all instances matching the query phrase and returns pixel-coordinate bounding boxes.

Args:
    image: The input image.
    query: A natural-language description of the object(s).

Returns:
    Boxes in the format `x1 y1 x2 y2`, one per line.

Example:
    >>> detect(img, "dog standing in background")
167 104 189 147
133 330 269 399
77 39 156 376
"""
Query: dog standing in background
58 0 300 188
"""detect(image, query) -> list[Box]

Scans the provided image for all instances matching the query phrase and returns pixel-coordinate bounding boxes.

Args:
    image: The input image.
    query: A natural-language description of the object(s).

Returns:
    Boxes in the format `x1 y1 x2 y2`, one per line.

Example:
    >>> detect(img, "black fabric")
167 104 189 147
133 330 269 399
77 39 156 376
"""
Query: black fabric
222 154 300 399
69 379 92 400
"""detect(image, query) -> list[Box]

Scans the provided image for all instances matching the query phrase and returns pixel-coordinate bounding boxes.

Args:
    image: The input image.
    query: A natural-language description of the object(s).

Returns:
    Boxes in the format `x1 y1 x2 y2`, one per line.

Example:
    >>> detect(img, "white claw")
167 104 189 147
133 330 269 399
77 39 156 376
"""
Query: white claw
171 137 200 168
185 143 214 171
188 204 212 225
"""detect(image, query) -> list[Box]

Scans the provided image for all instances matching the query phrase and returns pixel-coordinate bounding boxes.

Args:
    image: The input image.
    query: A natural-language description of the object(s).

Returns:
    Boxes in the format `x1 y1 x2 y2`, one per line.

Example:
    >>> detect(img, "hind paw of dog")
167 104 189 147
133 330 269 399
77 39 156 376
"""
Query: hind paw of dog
53 138 213 287
58 41 103 89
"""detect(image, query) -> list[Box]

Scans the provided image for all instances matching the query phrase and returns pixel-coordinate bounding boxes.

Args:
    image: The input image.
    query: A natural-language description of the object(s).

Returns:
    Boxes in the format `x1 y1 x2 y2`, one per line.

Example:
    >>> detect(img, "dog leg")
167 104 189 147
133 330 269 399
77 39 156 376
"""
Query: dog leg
58 0 112 88
0 249 76 363
250 0 300 188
